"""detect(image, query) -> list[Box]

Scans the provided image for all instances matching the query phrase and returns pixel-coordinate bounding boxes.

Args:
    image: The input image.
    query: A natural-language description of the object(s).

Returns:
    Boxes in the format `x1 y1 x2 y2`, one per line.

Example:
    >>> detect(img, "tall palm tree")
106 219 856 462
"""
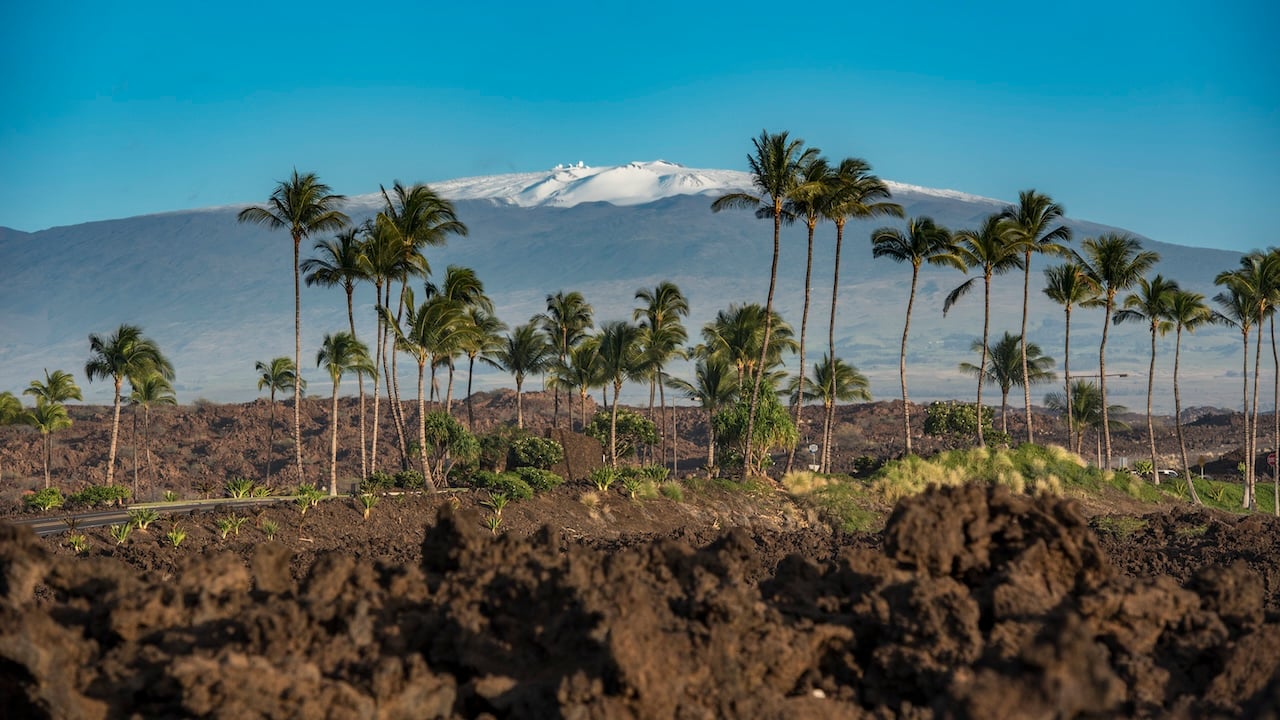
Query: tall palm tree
700 303 798 391
785 354 871 471
958 332 1056 434
1045 380 1128 459
550 336 605 433
0 392 21 425
666 355 737 473
458 306 508 431
1042 263 1101 452
820 157 902 470
85 325 174 486
127 371 176 490
1075 234 1159 469
597 320 645 467
358 219 410 472
1001 190 1071 443
422 268 488 412
303 226 370 476
317 332 374 496
23 399 71 489
255 356 304 485
25 369 83 406
1167 289 1216 504
872 217 962 454
1114 274 1179 483
634 282 690 470
493 322 554 429
944 214 1024 446
1224 251 1280 511
712 130 819 476
1214 271 1268 510
537 291 595 427
238 170 349 482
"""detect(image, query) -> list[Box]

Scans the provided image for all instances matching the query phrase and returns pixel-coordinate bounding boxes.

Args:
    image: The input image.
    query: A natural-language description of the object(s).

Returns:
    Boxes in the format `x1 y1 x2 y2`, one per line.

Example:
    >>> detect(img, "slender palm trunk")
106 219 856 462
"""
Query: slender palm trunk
43 432 51 488
647 378 657 465
370 282 384 475
1272 317 1278 517
107 377 123 486
707 407 716 471
976 275 992 447
445 362 456 416
1100 294 1115 468
515 375 525 429
132 407 139 496
900 266 920 454
1021 255 1034 443
610 380 622 467
417 360 432 488
746 208 782 477
1000 389 1009 434
1240 331 1252 509
266 390 276 484
579 388 588 434
1174 326 1201 504
1146 326 1159 483
1249 318 1263 510
346 288 367 481
466 355 477 431
329 380 340 497
293 233 304 484
787 222 816 473
821 399 833 473
144 405 154 487
659 380 672 473
824 220 845 473
1063 307 1073 454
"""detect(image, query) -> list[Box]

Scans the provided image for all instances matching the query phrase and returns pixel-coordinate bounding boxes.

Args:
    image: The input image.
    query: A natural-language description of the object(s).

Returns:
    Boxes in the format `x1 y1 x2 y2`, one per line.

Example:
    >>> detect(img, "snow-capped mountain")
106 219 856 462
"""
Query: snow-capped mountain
0 162 1246 411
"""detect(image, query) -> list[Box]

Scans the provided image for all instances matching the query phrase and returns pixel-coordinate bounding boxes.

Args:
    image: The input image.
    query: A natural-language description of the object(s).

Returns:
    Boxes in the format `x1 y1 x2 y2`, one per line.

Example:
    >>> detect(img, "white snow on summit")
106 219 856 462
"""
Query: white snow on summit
343 160 1001 211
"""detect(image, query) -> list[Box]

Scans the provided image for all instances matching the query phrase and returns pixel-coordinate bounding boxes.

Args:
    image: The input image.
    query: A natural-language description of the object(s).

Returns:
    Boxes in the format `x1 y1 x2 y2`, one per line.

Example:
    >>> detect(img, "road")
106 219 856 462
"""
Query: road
7 497 294 537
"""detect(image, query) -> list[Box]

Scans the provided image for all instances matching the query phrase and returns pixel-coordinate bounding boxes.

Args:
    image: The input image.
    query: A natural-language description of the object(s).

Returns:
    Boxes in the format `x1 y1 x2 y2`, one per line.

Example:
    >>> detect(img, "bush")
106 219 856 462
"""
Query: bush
68 484 131 507
394 469 426 490
923 401 1010 445
586 409 659 461
478 428 524 471
225 477 256 498
514 467 564 493
471 470 534 501
511 436 565 470
590 467 617 492
24 487 64 511
360 471 396 494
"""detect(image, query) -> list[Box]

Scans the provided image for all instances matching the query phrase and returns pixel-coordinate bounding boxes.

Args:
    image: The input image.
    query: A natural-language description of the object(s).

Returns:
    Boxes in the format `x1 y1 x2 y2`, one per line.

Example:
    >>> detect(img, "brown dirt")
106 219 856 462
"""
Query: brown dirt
3 483 1279 718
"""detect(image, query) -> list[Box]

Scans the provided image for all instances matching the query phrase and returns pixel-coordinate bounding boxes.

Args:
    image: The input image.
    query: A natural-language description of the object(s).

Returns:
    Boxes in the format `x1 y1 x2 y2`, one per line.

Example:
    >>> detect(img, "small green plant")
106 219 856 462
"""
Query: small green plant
393 469 426 490
483 512 503 534
1207 483 1228 503
1131 460 1154 477
470 471 534 500
483 491 512 516
166 525 187 547
251 485 272 498
108 523 133 546
640 464 670 483
24 487 64 511
128 507 160 531
225 477 255 498
621 470 645 500
357 493 379 520
68 484 131 507
659 481 684 502
514 466 564 493
1175 524 1209 538
590 467 617 492
261 519 280 540
163 490 178 502
511 436 565 469
66 533 89 554
193 478 218 499
216 517 235 539
360 471 395 494
1094 516 1148 538
294 483 325 514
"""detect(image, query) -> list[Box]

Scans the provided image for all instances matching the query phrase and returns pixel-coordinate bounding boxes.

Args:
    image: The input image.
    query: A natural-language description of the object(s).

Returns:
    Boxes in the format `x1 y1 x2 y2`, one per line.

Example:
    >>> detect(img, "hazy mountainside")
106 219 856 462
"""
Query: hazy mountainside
0 162 1246 411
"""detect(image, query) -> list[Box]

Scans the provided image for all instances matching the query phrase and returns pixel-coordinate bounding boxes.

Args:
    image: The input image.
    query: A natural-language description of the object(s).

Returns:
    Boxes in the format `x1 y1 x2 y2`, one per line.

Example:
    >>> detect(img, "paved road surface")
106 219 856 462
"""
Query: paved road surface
7 497 293 537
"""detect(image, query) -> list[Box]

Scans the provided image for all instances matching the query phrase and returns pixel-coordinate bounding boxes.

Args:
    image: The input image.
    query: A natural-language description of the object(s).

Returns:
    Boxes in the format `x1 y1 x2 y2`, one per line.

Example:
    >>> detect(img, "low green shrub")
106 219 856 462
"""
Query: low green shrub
24 487 64 511
471 471 534 501
360 471 395 494
590 467 617 492
511 436 565 470
225 477 256 498
514 467 564 493
394 469 426 490
68 484 131 508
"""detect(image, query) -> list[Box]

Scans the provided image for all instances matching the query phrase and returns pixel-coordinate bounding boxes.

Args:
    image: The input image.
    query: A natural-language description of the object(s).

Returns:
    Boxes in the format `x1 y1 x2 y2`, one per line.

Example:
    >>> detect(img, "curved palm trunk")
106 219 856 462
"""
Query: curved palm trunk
824 220 846 473
821 398 833 473
899 265 920 455
1146 326 1159 484
329 379 340 497
787 222 817 473
1099 294 1115 468
1063 307 1074 454
445 361 456 416
107 376 124 485
388 346 410 470
1173 325 1201 504
370 282 384 475
746 207 783 477
417 360 433 488
466 355 478 431
293 232 304 484
1021 254 1034 443
976 275 992 447
346 286 368 481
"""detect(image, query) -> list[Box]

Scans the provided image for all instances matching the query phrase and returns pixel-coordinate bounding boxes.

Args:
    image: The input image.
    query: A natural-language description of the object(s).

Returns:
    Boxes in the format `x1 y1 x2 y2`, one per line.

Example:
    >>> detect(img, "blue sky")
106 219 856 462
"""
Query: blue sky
1 1 1275 252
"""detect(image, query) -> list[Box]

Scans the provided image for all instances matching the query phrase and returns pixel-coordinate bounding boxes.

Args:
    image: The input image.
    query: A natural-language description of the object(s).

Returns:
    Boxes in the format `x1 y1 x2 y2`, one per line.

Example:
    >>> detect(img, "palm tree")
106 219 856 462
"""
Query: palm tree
127 371 177 490
1214 269 1269 510
1001 190 1071 443
959 332 1056 434
493 322 554 429
597 320 645 467
23 399 71 488
872 217 961 454
1045 380 1129 459
1114 275 1179 483
700 303 798 391
634 282 690 470
944 214 1024 446
303 226 370 476
1075 234 1159 469
317 332 374 496
712 130 819 476
537 291 594 427
358 218 411 472
1042 263 1101 452
458 306 507 431
25 369 83 406
1223 251 1280 511
550 336 605 433
666 355 737 473
85 325 174 486
820 157 902 470
785 354 871 471
1167 289 1216 504
0 392 23 483
238 170 349 482
255 356 303 485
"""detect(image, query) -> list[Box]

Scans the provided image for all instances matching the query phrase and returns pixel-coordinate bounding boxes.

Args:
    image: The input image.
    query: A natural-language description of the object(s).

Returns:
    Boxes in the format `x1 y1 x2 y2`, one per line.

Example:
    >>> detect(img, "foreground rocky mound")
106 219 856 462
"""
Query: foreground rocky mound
2 485 1278 718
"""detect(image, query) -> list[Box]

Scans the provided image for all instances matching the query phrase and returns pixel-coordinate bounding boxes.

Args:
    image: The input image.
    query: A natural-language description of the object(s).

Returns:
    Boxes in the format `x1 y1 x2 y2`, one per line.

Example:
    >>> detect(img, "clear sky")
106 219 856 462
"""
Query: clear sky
1 1 1275 252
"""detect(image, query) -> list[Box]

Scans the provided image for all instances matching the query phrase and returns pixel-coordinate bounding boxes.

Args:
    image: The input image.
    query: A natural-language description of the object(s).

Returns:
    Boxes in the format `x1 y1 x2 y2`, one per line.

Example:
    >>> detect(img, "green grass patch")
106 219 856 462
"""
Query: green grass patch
1175 524 1209 538
1191 477 1279 514
868 444 1115 504
782 470 882 533
1093 516 1149 538
686 475 773 498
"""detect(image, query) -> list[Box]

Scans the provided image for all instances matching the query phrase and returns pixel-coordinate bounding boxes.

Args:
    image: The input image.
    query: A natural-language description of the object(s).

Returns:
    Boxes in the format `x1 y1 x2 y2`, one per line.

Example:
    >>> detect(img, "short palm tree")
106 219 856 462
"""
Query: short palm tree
0 392 21 425
85 325 174 486
493 322 555 429
1001 190 1071 443
255 356 304 485
24 398 71 488
1045 380 1128 460
666 355 737 473
537 290 594 427
25 369 83 406
700 304 797 391
597 320 646 467
1042 263 1101 452
238 170 349 483
317 331 374 495
127 371 177 490
1114 274 1179 483
872 216 962 454
458 306 507 431
1213 285 1257 507
959 332 1056 434
944 214 1024 446
785 354 871 472
549 336 605 433
1167 289 1216 504
712 130 819 476
1074 234 1159 469
634 282 689 470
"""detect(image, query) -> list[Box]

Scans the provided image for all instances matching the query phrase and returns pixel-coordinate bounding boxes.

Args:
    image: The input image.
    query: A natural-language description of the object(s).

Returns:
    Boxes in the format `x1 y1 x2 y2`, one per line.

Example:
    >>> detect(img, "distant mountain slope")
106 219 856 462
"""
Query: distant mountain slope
0 163 1246 411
